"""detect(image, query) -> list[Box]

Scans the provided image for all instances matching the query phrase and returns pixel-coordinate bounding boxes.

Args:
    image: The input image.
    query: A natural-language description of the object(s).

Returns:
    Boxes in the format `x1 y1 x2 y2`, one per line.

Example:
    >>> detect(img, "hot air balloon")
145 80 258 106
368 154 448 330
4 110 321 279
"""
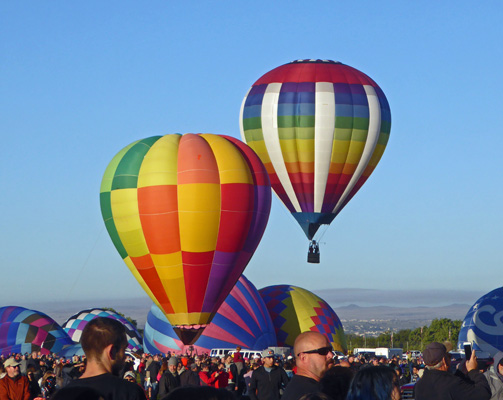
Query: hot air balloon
240 59 391 262
144 275 277 354
458 287 503 357
100 134 271 344
0 306 75 356
62 308 143 353
259 285 347 353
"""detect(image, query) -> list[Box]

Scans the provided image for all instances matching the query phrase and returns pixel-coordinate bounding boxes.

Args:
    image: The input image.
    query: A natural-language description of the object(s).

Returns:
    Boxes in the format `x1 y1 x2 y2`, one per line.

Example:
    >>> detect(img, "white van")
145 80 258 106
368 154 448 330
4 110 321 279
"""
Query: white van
209 348 235 358
229 349 262 360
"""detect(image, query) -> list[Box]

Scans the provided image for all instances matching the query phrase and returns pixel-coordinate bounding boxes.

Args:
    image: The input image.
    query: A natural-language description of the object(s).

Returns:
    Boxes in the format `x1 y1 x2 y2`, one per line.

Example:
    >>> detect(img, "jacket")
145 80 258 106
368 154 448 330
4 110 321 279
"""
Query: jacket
0 375 31 400
248 366 289 400
415 367 491 400
484 351 503 400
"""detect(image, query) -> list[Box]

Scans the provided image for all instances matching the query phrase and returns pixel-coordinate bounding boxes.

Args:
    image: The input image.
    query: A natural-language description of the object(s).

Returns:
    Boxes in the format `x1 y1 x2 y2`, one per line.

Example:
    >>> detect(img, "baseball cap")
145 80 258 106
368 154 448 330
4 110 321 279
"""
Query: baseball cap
423 342 447 366
4 358 21 368
124 371 136 380
261 349 274 358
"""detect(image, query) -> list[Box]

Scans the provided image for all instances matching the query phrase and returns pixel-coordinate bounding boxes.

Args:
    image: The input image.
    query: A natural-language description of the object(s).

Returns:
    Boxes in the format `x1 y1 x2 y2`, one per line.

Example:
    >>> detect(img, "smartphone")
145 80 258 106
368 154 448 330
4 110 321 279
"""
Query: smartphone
463 342 472 359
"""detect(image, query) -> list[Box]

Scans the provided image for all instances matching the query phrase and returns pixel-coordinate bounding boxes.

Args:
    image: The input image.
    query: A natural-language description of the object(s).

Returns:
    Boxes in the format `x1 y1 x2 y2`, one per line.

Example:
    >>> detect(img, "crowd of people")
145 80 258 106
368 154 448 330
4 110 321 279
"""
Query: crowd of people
0 321 501 400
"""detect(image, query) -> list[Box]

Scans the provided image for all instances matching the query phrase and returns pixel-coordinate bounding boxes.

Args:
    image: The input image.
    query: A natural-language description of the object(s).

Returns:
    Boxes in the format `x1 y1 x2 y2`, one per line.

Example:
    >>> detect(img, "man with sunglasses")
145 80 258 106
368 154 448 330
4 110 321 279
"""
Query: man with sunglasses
282 332 334 400
248 349 289 400
0 358 30 400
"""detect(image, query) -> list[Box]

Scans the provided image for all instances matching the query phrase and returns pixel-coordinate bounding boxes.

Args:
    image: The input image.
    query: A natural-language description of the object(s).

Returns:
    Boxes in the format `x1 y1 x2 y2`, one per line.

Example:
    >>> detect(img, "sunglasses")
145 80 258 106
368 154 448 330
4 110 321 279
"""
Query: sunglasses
297 346 333 357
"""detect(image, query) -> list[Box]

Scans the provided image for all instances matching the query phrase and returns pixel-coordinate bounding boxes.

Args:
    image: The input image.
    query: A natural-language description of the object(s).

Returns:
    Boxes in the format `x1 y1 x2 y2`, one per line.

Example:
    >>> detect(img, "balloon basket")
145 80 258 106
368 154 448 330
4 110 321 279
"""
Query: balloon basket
173 325 207 345
307 240 320 263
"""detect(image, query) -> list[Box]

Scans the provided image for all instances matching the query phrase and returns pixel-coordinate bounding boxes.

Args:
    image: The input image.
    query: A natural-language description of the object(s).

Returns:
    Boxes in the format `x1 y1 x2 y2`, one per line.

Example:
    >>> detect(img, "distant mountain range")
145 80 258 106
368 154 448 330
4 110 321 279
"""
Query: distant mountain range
17 296 471 334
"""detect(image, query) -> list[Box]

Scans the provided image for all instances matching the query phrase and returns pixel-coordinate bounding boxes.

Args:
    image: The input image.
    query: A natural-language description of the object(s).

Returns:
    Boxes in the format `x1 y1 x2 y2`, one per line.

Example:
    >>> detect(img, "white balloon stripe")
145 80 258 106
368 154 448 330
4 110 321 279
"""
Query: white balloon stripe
314 82 336 213
332 85 381 215
262 83 302 212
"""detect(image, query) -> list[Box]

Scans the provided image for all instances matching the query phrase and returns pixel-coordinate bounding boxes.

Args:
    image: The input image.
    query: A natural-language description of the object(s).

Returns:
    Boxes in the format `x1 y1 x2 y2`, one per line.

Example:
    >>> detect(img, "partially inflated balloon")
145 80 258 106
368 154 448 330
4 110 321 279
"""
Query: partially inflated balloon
100 134 271 344
63 308 143 353
240 59 391 241
259 285 347 353
458 287 503 357
144 275 277 354
0 306 74 356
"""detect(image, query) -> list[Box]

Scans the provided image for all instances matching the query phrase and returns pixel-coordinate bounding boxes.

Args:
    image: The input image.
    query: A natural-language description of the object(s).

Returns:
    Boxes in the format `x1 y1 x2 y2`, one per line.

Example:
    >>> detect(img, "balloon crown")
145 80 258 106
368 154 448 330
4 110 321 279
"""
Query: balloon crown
290 59 341 64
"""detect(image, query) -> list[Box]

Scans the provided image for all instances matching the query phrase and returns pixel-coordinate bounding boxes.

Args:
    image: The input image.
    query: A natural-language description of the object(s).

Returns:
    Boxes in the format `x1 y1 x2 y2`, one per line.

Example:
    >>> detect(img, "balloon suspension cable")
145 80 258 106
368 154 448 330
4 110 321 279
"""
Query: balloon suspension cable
65 225 106 300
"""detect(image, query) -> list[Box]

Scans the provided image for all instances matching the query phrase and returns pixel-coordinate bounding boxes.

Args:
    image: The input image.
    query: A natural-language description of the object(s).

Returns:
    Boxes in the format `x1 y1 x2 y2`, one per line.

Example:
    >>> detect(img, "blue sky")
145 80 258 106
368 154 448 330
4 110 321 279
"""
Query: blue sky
1 1 502 308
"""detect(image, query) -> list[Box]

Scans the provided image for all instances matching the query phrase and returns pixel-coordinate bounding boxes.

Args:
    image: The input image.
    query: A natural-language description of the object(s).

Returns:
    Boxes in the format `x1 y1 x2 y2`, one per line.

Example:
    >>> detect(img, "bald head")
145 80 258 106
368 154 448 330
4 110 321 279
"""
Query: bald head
294 331 329 357
293 331 333 381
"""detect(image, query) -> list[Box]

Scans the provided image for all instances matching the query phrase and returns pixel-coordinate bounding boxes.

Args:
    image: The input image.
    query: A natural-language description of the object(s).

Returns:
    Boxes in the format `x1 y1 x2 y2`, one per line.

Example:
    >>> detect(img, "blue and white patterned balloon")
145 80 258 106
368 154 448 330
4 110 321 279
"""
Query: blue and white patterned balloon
458 287 503 357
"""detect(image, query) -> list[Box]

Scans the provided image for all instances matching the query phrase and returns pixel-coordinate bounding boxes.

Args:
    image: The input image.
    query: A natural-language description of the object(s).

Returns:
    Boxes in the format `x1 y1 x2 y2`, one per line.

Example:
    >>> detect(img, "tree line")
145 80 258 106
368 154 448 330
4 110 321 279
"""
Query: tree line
346 318 462 353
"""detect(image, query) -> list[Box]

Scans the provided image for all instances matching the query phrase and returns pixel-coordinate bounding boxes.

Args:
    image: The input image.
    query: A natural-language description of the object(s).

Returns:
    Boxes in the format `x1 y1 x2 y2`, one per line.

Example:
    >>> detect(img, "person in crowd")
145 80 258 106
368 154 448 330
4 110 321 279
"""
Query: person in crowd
248 349 289 400
158 357 180 398
223 356 239 393
179 363 200 387
61 317 147 400
346 365 401 400
0 357 30 400
233 347 244 375
282 332 333 400
26 367 40 398
210 363 228 389
410 364 420 383
415 341 491 400
394 366 408 386
146 355 160 400
319 365 354 400
484 351 503 400
198 363 217 387
40 375 57 399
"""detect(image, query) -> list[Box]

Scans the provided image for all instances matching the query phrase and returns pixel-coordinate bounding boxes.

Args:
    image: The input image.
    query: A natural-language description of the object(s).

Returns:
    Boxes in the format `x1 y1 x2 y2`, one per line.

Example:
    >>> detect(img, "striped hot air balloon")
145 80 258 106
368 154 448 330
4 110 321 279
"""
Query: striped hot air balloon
240 59 391 262
143 275 277 354
100 134 271 344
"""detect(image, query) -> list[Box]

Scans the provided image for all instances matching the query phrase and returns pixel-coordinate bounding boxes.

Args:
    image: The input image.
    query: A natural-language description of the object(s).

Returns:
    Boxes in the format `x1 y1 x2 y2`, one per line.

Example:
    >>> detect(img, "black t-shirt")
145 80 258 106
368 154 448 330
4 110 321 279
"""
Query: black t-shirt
281 374 320 400
65 373 147 400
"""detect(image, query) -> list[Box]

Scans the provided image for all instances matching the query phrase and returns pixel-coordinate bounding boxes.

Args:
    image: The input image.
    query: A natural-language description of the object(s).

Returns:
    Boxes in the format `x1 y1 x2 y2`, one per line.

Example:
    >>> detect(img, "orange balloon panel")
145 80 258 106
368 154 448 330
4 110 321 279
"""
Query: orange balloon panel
100 134 271 327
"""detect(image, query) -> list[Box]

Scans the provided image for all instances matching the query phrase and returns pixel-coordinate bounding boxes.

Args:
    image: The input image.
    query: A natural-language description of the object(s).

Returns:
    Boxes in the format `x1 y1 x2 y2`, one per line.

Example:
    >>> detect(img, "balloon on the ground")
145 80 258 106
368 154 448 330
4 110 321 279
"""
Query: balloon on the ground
259 285 347 353
240 59 391 242
0 306 74 356
458 287 503 357
62 308 142 353
100 134 271 344
144 275 277 354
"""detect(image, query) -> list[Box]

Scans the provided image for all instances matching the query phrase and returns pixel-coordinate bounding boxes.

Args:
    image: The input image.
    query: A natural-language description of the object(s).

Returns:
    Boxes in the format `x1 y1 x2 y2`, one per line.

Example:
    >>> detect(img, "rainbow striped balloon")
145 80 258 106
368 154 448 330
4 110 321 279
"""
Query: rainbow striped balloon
100 134 271 344
240 59 391 240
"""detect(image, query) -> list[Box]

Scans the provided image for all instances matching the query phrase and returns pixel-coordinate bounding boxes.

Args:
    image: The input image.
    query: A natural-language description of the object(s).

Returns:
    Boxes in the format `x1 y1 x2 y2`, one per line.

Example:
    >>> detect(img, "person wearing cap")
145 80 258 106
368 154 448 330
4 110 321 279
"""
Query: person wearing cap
0 357 30 400
415 341 491 400
179 363 200 387
61 317 147 400
484 351 503 399
281 331 334 400
158 357 180 398
248 349 289 400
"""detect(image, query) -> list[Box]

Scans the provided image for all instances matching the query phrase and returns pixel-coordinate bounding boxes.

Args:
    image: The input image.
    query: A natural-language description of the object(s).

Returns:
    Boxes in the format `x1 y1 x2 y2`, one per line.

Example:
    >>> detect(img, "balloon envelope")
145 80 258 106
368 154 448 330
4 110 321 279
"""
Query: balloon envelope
0 306 74 356
240 59 391 240
100 134 271 344
458 287 503 357
144 275 277 354
259 285 347 353
62 308 143 353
